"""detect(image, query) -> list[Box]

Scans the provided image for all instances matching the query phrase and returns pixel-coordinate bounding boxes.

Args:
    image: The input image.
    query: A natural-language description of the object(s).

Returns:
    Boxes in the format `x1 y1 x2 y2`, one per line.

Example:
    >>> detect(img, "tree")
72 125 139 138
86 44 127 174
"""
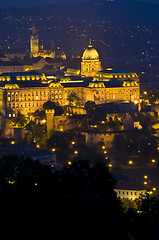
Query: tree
33 109 46 120
68 92 80 106
43 100 58 110
10 110 27 128
25 121 46 147
84 100 96 113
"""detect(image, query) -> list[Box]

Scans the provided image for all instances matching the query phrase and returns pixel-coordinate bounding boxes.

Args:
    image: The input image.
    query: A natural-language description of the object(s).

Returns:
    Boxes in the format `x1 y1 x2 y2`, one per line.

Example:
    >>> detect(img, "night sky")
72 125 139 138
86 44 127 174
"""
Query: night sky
0 0 159 8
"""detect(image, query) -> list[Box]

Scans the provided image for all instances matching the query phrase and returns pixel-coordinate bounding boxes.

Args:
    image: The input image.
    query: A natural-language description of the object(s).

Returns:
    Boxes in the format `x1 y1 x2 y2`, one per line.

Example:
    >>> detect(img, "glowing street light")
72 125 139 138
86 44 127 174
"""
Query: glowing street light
68 161 72 165
128 160 133 165
144 175 148 179
11 141 15 145
52 148 56 152
74 150 78 155
151 159 156 163
71 141 75 145
144 182 148 185
102 146 106 149
108 164 112 168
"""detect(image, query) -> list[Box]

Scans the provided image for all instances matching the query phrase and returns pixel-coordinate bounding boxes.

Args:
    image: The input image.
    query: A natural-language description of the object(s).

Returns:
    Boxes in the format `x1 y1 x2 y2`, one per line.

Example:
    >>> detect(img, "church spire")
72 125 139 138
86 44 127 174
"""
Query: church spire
32 23 36 35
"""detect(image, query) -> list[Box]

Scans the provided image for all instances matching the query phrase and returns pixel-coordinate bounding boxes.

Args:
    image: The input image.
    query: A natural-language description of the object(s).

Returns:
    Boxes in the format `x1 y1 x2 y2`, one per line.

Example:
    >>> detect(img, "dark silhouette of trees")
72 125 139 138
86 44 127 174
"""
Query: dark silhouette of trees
0 155 159 240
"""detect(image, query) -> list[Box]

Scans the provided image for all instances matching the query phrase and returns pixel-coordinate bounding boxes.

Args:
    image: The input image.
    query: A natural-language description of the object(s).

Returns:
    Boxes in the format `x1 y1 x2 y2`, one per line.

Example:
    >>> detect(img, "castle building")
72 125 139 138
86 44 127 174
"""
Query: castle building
0 40 140 117
81 40 102 77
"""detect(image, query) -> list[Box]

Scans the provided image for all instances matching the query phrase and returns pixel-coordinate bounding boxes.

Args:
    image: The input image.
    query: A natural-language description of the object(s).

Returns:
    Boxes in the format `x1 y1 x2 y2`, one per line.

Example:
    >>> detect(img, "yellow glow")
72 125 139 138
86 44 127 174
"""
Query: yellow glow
108 164 112 168
157 147 159 151
153 188 156 191
74 150 78 154
134 100 138 104
41 119 46 124
68 161 72 165
128 160 133 165
144 91 147 95
104 151 107 154
144 182 148 185
11 141 15 145
151 159 156 163
52 148 56 152
72 141 75 145
102 146 106 149
144 175 148 179
34 183 38 186
36 144 40 148
8 180 15 184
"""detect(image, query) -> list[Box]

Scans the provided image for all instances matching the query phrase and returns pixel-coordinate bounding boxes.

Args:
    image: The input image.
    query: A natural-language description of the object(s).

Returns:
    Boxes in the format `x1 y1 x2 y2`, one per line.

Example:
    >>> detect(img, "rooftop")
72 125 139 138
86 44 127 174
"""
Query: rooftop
0 71 43 77
115 180 146 191
99 69 135 74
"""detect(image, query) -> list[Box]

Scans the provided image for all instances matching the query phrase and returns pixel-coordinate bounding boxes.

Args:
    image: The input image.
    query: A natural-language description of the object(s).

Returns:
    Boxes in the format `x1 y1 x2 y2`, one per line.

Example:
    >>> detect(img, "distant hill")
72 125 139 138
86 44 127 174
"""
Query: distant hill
0 0 159 26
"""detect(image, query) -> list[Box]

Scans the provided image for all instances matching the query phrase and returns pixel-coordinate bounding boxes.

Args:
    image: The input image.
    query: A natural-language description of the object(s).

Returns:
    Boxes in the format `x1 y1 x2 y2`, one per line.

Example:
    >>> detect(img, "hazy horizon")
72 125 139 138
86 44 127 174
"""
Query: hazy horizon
0 0 159 8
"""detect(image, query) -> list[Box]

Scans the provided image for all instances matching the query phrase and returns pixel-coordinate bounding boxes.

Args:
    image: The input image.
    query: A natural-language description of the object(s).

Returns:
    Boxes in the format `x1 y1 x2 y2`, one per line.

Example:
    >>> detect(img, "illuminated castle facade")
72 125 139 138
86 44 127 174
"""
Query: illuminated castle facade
0 40 140 117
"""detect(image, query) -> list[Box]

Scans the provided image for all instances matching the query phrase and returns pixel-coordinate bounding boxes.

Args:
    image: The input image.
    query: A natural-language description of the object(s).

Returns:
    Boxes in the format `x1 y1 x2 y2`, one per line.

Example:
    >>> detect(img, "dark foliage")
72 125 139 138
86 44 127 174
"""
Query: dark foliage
0 155 158 239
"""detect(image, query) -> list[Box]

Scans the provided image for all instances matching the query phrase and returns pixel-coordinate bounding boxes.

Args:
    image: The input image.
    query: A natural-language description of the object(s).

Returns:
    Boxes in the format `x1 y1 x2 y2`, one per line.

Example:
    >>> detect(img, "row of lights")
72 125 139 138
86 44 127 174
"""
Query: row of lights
102 145 112 168
143 175 157 194
128 159 157 166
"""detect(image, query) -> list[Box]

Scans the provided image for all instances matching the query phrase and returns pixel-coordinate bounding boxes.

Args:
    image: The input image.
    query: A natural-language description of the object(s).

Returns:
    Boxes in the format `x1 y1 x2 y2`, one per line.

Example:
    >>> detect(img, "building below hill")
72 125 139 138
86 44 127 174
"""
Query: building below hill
115 181 146 200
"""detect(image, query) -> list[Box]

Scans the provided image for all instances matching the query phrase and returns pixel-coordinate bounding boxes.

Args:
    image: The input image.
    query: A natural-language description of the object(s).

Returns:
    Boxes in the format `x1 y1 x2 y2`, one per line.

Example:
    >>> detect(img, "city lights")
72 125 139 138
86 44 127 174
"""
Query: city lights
128 160 133 165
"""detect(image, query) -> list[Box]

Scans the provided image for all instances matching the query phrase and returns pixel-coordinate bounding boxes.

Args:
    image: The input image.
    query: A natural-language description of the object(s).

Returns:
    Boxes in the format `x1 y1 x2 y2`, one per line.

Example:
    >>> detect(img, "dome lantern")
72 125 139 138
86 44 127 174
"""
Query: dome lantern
82 40 99 60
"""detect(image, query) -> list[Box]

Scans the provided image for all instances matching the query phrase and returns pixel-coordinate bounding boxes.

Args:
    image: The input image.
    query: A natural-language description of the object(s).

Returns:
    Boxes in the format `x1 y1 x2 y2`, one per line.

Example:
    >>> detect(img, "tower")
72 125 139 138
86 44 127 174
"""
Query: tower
81 39 102 77
30 23 39 57
45 109 55 137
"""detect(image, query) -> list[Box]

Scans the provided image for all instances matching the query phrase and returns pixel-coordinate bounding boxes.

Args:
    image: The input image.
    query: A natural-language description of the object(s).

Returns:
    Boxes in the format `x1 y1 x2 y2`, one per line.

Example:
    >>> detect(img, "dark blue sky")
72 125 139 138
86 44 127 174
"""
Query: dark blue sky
0 0 159 8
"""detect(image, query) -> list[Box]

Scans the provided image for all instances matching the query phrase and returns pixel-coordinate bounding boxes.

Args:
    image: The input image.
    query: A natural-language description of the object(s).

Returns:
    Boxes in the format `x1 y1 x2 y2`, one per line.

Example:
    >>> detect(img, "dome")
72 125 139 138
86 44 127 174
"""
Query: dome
82 41 99 60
